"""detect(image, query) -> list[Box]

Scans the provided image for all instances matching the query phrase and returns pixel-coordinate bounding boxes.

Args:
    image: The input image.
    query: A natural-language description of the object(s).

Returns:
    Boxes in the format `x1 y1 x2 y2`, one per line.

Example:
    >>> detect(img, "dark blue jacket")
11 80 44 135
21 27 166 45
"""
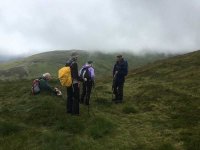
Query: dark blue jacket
113 59 128 84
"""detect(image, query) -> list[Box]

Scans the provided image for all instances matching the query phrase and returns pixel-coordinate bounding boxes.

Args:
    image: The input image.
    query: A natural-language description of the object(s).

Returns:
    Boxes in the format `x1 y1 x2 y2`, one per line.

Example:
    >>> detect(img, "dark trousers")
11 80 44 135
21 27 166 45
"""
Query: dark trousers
113 82 124 102
80 81 92 105
66 83 80 114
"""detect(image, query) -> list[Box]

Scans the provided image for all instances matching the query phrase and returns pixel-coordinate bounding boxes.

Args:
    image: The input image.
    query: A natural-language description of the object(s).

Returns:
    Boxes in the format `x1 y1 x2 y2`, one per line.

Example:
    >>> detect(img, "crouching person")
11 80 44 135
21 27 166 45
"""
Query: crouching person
32 72 61 96
80 61 95 105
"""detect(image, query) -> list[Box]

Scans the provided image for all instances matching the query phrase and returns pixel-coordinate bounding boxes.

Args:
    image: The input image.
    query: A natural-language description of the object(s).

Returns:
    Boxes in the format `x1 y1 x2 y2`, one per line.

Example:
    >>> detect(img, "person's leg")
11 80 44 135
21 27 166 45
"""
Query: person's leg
80 82 86 104
66 86 73 113
85 82 92 105
113 81 118 101
72 83 80 115
117 82 124 103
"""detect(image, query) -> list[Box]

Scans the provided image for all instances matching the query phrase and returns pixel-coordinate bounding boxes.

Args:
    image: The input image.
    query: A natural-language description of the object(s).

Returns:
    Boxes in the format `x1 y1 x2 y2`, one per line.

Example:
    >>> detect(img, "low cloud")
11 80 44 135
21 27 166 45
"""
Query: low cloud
0 0 200 55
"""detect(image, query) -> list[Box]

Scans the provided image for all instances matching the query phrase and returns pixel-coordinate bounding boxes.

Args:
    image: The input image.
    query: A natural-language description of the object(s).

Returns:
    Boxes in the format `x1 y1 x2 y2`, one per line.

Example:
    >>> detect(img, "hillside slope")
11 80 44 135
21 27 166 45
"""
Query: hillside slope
0 50 169 79
0 50 199 150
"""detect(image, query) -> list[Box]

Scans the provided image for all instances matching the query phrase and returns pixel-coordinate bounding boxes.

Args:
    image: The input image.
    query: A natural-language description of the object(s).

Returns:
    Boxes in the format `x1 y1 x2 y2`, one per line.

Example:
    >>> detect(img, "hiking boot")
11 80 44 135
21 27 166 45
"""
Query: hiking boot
72 113 80 116
66 111 72 114
112 97 117 102
85 102 90 105
115 100 122 104
80 99 84 104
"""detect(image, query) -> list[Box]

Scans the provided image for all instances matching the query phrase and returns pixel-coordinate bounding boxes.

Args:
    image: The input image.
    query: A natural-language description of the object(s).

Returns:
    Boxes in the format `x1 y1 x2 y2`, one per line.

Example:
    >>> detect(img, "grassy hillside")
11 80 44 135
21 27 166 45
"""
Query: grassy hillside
0 50 199 150
0 50 169 79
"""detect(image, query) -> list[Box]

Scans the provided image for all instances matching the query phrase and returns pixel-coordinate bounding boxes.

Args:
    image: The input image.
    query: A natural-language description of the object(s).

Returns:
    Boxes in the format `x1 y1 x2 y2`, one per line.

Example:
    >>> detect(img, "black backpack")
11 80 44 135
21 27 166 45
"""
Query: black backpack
80 67 91 80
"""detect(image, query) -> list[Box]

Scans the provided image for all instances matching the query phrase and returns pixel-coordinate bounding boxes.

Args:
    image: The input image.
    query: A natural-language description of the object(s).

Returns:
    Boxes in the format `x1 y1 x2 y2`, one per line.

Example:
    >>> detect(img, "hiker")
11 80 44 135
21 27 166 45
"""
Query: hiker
80 61 95 105
112 55 128 103
66 52 80 115
32 72 62 96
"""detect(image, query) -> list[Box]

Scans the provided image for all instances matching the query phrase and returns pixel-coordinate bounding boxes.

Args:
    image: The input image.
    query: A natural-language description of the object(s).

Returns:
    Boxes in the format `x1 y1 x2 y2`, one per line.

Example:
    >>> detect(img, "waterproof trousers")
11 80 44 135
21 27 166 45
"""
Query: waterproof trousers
80 81 93 105
113 82 124 103
66 83 80 115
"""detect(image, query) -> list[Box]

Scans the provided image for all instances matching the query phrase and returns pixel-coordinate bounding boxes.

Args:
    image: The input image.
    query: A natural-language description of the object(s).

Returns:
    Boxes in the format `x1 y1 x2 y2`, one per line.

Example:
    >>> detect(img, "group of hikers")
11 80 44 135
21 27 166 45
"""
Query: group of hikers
32 51 128 115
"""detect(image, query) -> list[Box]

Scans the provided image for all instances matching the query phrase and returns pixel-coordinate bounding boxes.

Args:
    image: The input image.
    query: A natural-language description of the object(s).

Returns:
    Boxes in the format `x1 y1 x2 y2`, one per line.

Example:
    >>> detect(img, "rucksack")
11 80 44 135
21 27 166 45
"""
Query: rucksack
31 79 40 95
58 66 72 87
124 60 128 76
80 67 91 80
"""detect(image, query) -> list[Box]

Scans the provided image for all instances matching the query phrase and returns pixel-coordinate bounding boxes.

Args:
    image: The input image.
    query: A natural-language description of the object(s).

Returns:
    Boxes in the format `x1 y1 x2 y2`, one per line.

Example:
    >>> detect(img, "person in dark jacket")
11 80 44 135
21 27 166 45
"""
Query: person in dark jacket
112 55 128 103
39 73 61 95
79 61 95 105
66 52 80 115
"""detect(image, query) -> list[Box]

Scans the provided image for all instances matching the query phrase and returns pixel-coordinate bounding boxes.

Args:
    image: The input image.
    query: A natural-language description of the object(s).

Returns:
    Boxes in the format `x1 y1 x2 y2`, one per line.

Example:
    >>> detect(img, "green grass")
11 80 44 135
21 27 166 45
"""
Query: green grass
0 50 200 150
122 105 138 114
88 117 116 139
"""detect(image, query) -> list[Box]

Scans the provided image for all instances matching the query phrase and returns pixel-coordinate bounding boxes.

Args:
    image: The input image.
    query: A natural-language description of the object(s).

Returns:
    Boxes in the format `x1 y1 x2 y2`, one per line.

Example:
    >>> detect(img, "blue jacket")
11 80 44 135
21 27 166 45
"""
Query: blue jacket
113 59 128 84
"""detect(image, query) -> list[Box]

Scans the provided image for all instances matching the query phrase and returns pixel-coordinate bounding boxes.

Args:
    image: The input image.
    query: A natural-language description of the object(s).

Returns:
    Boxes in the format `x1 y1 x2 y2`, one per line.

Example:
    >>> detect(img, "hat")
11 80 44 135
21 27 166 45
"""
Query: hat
71 51 78 57
116 54 122 58
87 60 93 64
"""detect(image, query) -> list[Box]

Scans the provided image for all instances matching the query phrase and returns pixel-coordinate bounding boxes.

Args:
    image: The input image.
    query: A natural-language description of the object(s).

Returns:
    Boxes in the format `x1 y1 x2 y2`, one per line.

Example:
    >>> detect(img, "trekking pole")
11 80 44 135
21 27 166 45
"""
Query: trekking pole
112 75 116 102
88 88 96 117
88 103 90 116
88 101 95 117
93 87 99 101
112 88 114 101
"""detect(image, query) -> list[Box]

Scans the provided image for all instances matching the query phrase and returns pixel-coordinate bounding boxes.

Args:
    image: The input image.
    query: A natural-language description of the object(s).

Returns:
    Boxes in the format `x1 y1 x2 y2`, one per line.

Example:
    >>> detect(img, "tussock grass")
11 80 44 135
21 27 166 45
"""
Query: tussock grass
122 105 138 114
0 121 25 136
0 50 200 149
88 117 116 139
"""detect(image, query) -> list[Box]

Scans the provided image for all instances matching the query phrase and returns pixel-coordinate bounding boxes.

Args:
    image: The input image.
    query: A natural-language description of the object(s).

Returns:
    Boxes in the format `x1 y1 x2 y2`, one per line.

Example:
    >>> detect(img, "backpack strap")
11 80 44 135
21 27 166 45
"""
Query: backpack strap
66 59 75 67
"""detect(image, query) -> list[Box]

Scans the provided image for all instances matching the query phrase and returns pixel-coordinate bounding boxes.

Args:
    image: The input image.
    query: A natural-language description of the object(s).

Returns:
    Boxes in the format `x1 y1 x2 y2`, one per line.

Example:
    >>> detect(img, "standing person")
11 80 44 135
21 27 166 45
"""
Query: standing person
80 61 95 105
66 52 80 115
112 55 128 103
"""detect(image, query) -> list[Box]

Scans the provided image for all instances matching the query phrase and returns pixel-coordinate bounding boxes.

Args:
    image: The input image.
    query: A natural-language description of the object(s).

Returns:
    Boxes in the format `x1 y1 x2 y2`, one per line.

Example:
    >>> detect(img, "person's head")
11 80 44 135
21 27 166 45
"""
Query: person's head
43 72 52 80
87 60 93 67
71 51 78 61
116 54 123 62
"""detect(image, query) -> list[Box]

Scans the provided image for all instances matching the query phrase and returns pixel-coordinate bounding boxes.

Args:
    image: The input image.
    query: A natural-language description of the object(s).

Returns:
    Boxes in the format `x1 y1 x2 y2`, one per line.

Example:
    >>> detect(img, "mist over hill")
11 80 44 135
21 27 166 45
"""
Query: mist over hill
0 50 171 80
0 55 26 63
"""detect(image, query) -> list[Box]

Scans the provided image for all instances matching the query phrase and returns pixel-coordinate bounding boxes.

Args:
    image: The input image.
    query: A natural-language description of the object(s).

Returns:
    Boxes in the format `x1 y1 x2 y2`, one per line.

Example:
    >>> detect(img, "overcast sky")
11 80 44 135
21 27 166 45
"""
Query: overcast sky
0 0 200 56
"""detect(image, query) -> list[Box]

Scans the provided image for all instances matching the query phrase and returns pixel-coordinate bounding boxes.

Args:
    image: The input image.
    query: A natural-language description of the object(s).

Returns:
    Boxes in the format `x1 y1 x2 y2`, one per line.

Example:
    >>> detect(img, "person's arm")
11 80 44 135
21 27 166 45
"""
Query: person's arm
113 64 117 77
89 67 95 80
89 67 95 87
45 82 57 94
39 79 56 94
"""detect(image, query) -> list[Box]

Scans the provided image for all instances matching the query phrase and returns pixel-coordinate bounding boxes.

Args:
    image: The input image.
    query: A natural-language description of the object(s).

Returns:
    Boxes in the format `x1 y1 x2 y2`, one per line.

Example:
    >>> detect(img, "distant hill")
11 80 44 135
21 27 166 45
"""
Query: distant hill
0 55 24 63
0 50 199 150
0 50 170 80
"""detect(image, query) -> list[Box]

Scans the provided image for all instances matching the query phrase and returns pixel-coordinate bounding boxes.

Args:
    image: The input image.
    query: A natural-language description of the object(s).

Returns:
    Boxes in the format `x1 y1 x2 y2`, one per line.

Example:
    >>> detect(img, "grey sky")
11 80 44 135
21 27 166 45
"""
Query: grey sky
0 0 200 55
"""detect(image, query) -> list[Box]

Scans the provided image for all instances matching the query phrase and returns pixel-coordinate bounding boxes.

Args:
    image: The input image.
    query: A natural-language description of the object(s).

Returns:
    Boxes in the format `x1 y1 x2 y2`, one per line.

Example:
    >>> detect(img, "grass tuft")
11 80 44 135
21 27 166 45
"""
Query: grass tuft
88 117 115 139
0 121 24 136
122 105 138 114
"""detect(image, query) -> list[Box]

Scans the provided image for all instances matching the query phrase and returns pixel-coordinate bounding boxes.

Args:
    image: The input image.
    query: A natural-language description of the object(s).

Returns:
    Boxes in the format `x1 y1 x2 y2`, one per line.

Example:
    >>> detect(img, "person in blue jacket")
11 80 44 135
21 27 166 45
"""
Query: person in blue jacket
112 55 128 103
